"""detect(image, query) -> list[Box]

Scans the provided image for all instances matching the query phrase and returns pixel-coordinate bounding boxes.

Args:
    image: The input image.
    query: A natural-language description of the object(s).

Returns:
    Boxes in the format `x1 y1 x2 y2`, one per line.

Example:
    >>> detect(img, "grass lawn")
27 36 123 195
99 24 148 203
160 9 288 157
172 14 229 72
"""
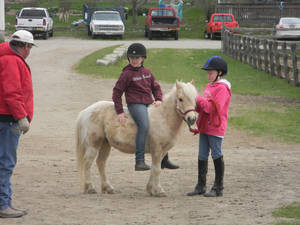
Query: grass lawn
273 203 300 225
74 46 300 144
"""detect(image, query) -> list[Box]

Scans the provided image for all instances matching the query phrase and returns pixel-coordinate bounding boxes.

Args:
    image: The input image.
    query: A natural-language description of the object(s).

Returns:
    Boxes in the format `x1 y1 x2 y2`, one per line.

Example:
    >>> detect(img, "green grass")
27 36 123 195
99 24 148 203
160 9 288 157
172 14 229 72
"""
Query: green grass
74 46 300 144
273 204 300 225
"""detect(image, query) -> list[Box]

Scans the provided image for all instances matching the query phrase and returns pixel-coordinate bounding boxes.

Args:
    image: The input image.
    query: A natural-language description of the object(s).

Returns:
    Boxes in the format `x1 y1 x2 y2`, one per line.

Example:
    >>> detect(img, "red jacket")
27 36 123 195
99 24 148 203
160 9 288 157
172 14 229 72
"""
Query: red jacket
195 79 231 137
0 41 33 122
112 64 162 114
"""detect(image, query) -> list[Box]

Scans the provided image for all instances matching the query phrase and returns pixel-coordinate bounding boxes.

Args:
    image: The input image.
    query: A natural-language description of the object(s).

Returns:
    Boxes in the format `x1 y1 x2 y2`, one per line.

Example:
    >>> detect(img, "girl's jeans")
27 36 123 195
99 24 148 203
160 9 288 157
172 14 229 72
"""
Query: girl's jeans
128 104 149 162
0 122 21 210
198 133 223 161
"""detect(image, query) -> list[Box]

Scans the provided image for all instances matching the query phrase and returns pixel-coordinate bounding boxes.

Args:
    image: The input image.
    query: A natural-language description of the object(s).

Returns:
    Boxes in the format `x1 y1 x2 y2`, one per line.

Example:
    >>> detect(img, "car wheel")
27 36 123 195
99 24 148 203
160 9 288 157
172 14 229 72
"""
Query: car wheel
204 31 208 39
210 31 215 40
148 31 152 40
50 29 54 37
87 26 92 36
174 31 178 40
43 31 49 40
145 27 148 37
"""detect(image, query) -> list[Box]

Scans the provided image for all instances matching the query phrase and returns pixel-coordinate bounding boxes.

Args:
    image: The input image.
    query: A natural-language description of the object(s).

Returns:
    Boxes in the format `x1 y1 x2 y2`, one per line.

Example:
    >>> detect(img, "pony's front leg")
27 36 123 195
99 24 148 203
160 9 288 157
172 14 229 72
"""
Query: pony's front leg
96 141 114 194
147 152 166 197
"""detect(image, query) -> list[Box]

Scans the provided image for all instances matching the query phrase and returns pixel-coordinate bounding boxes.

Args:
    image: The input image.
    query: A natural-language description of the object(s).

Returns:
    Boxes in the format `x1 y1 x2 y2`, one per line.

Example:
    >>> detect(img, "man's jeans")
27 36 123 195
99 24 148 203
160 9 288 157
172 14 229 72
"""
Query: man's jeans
128 104 149 162
198 133 223 161
0 122 21 210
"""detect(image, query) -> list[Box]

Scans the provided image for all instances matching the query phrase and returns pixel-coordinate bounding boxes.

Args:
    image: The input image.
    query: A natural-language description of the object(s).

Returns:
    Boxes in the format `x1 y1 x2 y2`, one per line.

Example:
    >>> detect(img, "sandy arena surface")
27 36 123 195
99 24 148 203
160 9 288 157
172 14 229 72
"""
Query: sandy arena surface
2 37 299 225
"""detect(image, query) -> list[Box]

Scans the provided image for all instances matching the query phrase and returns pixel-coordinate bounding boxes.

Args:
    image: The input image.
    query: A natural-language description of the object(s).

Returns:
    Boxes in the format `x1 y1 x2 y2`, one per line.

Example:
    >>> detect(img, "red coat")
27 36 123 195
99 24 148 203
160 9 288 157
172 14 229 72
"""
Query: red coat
0 41 33 122
112 64 162 114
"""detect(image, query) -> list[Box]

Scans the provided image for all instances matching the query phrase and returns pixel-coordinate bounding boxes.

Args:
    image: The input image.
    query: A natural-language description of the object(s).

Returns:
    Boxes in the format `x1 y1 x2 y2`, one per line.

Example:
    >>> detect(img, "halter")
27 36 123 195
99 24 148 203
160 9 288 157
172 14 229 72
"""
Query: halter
176 107 196 124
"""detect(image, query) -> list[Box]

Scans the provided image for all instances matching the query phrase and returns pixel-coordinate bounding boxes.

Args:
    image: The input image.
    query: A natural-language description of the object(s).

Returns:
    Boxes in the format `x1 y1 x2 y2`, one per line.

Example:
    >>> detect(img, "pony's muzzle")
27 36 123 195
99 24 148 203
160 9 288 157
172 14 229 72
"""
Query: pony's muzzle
186 115 196 126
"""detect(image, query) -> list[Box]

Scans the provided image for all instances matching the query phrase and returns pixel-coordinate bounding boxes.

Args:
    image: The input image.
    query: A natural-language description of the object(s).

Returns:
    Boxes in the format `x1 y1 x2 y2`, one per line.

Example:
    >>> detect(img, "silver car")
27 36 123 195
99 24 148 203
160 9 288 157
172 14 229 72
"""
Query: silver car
275 17 300 40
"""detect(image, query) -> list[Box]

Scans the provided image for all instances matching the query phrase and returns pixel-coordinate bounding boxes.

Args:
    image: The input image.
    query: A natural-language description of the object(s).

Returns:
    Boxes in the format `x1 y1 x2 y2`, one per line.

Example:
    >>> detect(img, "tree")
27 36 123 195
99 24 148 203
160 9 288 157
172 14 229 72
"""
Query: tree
131 0 148 25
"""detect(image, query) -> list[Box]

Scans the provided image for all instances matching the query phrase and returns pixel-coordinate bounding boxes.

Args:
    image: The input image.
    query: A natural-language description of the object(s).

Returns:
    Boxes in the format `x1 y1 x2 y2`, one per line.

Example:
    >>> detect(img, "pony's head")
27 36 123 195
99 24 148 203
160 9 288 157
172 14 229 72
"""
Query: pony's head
175 80 198 127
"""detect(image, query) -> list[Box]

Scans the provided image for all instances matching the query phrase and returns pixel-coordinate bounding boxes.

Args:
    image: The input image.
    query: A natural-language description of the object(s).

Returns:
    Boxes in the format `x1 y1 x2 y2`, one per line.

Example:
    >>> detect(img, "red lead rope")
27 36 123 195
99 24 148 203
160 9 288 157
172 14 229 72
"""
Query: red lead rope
189 99 222 135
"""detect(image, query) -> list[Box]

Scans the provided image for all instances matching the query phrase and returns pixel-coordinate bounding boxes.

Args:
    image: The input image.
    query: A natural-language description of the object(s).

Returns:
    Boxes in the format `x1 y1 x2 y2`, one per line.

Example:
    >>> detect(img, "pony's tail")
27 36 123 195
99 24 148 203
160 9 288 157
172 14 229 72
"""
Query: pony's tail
75 111 86 184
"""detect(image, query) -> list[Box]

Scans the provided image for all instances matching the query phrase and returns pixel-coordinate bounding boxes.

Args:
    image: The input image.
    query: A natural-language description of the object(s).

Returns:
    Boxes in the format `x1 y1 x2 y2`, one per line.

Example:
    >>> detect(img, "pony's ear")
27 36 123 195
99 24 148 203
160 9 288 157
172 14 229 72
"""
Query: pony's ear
190 80 195 86
176 80 181 90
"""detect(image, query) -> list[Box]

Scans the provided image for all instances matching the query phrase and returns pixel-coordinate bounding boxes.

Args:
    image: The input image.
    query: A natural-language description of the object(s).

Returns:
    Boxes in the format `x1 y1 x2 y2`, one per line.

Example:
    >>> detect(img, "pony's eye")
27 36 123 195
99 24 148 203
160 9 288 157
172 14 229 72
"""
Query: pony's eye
178 98 183 102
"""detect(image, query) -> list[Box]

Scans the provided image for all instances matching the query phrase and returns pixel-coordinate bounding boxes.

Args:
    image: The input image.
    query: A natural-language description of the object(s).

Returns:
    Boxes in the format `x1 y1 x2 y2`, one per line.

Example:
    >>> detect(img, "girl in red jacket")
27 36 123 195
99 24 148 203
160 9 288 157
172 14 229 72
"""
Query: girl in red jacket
113 43 179 171
187 56 231 197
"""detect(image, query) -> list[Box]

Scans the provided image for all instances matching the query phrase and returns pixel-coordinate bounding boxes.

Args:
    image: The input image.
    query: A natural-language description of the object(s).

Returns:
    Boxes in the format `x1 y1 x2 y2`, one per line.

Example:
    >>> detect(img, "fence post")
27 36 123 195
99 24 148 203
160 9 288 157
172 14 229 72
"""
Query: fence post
291 43 299 86
263 40 269 73
257 38 262 71
274 41 281 78
252 37 257 69
221 23 225 54
282 42 290 83
238 35 242 62
269 41 275 76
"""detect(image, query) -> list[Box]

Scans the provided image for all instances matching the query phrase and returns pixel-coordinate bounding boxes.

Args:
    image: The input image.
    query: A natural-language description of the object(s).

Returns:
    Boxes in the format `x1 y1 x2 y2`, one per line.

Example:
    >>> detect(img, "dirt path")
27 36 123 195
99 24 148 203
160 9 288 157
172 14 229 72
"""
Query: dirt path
4 37 299 225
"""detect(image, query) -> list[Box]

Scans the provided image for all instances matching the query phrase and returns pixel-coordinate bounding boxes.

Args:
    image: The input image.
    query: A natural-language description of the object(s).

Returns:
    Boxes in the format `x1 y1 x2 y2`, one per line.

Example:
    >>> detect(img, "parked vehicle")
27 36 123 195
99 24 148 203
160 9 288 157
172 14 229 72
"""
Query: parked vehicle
89 11 125 39
205 13 239 40
83 4 126 38
145 7 180 40
275 17 300 40
15 7 53 39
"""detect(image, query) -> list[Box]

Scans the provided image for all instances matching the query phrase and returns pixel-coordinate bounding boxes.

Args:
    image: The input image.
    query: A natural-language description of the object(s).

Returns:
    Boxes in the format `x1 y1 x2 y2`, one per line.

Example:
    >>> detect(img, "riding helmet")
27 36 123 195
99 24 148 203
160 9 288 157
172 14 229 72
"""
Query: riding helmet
202 56 227 75
127 43 147 58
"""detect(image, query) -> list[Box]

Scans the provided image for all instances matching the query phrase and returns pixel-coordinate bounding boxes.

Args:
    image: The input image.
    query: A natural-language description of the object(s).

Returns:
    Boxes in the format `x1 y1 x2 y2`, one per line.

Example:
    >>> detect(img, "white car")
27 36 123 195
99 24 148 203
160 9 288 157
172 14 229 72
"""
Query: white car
15 7 53 39
89 11 125 39
275 17 300 40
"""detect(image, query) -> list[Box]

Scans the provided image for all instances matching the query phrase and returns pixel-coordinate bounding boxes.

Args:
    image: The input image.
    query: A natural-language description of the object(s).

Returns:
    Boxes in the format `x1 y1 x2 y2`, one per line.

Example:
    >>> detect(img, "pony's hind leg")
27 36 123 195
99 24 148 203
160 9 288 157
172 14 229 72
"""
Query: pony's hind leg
82 146 98 194
96 140 114 194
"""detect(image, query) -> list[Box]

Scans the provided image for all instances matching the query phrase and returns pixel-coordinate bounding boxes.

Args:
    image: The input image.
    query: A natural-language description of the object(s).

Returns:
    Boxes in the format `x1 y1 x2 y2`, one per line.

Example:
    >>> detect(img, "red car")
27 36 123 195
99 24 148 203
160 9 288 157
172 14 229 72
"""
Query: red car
205 13 239 40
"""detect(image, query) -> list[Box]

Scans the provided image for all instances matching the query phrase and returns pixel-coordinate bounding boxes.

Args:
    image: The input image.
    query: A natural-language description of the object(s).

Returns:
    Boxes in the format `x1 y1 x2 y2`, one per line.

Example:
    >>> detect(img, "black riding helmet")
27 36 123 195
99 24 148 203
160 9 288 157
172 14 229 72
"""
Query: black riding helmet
202 56 228 75
127 43 147 58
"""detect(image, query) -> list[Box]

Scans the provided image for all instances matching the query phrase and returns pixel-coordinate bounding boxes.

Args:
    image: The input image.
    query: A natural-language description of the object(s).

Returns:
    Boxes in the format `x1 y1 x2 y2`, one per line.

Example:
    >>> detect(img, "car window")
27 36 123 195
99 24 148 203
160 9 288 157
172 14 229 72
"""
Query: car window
213 15 233 22
94 12 121 21
281 18 300 24
151 9 174 16
20 9 46 18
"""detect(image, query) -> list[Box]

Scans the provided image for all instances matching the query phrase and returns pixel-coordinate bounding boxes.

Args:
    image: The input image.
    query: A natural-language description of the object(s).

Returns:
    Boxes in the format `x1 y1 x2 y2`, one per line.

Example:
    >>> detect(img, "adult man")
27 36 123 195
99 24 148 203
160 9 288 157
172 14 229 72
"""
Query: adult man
0 30 35 218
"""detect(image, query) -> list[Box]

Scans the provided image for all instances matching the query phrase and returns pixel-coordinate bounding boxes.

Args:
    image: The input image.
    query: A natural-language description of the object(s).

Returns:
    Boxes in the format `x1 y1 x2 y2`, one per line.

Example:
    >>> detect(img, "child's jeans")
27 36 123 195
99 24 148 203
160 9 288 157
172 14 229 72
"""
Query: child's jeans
0 122 21 210
198 133 223 161
128 103 149 162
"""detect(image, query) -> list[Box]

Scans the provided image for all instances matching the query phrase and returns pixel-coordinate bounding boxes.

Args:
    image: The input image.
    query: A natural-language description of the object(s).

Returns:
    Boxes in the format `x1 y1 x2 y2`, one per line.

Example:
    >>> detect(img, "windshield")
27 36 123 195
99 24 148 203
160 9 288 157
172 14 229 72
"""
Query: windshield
281 18 300 24
213 15 233 22
151 9 174 17
20 9 46 18
93 12 121 21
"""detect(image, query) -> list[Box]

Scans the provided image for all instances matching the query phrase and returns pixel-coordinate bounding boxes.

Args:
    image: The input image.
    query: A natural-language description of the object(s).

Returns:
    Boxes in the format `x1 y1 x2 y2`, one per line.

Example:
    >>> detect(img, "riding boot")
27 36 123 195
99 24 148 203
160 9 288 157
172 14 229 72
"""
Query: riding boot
135 160 151 171
161 153 179 169
204 156 224 197
187 160 208 196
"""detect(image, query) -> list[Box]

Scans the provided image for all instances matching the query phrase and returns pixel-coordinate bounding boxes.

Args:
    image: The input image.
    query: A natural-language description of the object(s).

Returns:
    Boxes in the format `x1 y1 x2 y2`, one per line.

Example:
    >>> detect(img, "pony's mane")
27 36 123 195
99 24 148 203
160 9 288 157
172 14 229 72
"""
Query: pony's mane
163 81 198 101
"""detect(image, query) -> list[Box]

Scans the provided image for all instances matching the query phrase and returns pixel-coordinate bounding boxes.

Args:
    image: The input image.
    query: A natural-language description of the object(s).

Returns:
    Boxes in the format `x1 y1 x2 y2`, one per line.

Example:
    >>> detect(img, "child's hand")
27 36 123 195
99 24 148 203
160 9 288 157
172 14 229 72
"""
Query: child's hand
152 101 162 107
117 113 128 125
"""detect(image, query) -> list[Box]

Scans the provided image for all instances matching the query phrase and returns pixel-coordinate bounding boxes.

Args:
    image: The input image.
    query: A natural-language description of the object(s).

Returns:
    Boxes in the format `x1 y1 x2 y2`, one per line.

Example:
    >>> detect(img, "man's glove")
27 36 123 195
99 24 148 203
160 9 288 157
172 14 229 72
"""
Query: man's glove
18 117 30 134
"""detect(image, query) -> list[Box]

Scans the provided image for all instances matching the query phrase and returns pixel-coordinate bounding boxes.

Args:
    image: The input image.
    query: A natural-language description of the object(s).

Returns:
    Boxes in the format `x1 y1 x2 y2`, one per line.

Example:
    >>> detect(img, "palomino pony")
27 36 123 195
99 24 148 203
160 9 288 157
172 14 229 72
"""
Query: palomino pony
76 81 198 197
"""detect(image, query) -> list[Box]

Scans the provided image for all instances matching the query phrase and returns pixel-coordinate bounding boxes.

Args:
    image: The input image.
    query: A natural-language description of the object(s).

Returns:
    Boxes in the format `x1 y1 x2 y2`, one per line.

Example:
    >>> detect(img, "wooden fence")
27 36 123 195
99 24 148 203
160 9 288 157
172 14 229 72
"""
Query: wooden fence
216 3 300 26
221 28 300 86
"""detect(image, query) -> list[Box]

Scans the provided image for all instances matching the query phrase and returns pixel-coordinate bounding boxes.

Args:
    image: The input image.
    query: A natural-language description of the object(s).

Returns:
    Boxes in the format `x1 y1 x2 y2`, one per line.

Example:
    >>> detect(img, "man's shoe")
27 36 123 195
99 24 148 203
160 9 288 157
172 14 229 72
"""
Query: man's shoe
10 206 27 215
0 207 25 218
135 161 151 171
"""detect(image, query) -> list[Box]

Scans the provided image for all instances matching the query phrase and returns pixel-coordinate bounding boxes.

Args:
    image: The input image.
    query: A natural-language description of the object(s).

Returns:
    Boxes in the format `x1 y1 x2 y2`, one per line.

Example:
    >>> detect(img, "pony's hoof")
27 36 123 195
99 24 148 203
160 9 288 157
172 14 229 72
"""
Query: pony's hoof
102 189 115 194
